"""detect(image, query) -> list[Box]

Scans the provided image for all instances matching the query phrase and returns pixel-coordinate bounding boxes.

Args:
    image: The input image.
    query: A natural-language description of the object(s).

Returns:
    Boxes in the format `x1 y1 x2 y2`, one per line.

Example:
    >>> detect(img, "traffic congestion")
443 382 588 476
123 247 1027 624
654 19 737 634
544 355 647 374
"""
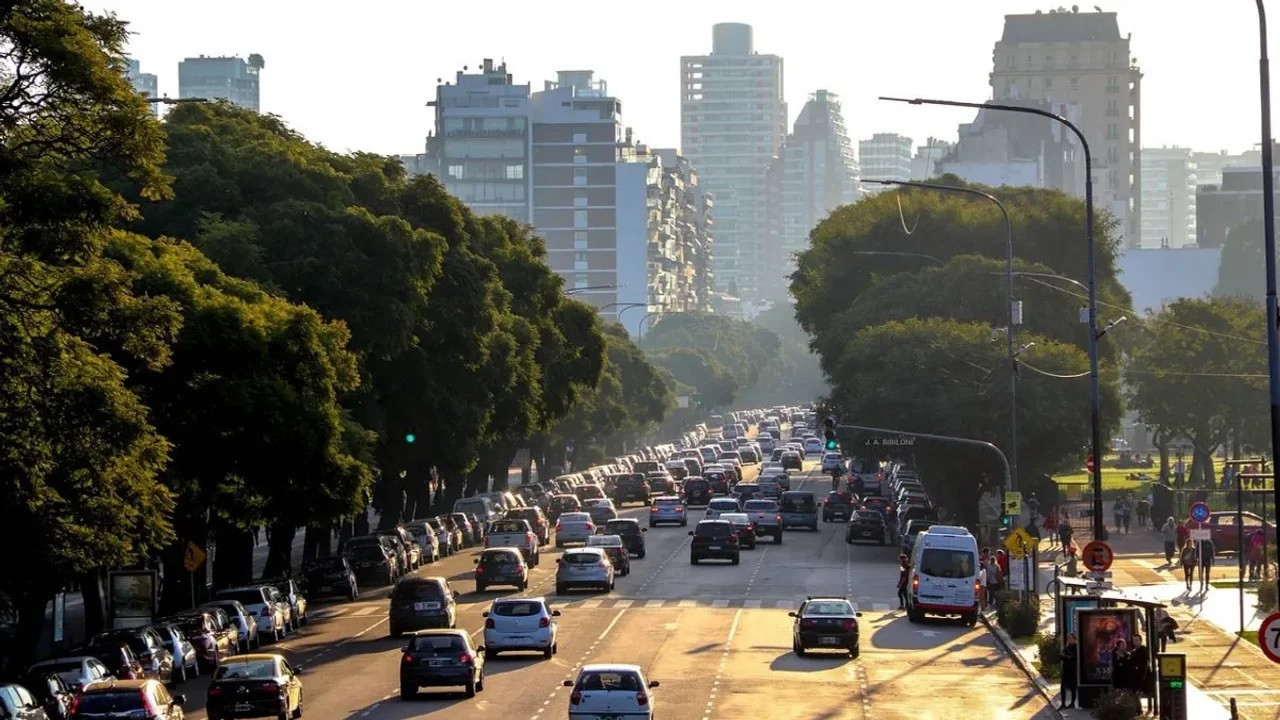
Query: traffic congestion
2 406 1037 720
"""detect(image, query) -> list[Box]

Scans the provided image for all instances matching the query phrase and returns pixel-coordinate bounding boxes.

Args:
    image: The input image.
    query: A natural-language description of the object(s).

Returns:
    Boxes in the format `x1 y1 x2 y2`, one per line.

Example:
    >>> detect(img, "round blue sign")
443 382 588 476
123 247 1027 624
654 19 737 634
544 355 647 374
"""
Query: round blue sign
1189 501 1211 523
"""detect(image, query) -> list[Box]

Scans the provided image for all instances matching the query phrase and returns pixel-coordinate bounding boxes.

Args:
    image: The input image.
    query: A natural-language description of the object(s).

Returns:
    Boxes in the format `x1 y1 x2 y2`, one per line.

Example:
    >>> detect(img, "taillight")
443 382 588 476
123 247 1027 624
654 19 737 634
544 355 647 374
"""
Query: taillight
556 523 564 531
727 534 737 542
527 532 536 544
599 561 610 570
676 507 684 512
484 537 491 547
459 652 473 664
775 515 782 522
801 619 816 629
570 690 583 705
586 523 595 531
208 686 223 696
475 566 484 574
539 616 551 628
485 618 495 629
912 575 920 594
262 682 280 692
68 697 79 714
844 619 856 631
637 692 649 706
650 507 658 512
403 653 413 664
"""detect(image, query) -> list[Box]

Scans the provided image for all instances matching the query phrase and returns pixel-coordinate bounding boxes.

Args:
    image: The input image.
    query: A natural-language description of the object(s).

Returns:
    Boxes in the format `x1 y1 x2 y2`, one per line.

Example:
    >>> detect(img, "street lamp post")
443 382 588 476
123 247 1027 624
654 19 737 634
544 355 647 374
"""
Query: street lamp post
144 96 208 105
865 178 1020 491
564 285 620 296
1256 0 1280 541
882 95 1106 540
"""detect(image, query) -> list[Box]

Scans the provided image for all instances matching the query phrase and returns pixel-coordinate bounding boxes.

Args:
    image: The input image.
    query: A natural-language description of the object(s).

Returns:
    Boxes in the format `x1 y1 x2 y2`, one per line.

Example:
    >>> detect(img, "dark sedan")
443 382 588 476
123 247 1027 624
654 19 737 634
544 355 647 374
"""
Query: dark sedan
822 491 856 522
845 511 888 545
302 556 359 601
389 577 458 636
791 597 862 657
400 630 486 699
204 654 303 719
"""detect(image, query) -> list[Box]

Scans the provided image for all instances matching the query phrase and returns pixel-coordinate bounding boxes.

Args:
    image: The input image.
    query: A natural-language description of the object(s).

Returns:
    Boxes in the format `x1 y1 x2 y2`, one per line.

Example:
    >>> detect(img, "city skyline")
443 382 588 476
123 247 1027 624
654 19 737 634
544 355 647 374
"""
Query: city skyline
92 1 1265 159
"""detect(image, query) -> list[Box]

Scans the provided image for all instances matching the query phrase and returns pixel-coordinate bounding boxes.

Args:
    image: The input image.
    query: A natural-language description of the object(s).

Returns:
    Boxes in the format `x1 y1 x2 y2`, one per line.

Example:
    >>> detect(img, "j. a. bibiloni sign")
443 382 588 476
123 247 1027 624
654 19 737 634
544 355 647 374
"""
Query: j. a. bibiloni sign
864 436 916 447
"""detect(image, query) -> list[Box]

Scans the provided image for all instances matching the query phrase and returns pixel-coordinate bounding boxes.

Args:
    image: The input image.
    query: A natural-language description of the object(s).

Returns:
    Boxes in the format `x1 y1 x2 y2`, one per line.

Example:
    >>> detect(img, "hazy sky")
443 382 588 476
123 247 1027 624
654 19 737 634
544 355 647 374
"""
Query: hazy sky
92 1 1265 159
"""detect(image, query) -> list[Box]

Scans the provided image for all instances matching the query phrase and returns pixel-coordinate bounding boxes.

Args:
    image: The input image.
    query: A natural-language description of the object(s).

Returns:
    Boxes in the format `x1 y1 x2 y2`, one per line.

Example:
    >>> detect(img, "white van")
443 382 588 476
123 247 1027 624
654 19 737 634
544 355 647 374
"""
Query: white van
906 525 980 626
453 496 500 523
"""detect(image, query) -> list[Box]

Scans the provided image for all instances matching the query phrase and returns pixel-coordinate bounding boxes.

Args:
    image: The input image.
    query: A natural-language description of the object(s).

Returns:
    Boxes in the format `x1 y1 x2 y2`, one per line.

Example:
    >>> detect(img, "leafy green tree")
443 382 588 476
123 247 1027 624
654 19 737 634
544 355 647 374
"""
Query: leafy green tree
0 1 179 662
746 302 829 407
1214 217 1265 299
649 346 739 410
643 312 786 409
827 318 1121 523
1126 297 1267 484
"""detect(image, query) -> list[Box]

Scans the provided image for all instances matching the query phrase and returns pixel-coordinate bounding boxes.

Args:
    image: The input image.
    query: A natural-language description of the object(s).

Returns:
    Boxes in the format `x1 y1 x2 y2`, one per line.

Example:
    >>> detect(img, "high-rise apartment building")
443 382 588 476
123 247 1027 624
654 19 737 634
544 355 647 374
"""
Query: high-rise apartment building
989 8 1142 246
911 139 953 181
178 55 263 112
125 59 159 115
680 23 787 300
768 90 859 295
653 148 714 313
858 133 913 190
1140 147 1197 249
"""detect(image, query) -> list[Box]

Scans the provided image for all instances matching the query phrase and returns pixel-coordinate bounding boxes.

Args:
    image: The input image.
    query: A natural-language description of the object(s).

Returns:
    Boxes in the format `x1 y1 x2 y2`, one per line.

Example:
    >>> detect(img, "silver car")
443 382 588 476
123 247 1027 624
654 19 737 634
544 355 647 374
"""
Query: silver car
584 499 619 526
555 548 615 594
649 496 688 527
555 512 596 547
705 497 741 520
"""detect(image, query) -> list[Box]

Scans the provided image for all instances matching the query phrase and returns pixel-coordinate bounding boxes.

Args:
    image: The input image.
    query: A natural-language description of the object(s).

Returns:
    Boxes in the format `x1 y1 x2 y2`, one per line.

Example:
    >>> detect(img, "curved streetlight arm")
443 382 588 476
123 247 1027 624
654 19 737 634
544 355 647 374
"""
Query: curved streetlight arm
851 250 945 265
1006 270 1089 295
837 424 1013 494
616 304 648 324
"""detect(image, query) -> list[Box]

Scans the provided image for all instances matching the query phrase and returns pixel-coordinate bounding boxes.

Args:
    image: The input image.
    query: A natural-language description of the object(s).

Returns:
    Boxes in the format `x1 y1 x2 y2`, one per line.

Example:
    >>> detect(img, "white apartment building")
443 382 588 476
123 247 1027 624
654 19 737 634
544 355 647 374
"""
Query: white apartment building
1140 147 1197 249
858 133 913 192
911 139 953 181
680 23 787 300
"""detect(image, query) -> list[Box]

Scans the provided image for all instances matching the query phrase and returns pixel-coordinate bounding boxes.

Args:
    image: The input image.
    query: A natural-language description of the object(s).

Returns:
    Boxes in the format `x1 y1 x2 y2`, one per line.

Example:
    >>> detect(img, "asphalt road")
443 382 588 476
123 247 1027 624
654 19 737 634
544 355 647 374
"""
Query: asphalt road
157 460 1054 720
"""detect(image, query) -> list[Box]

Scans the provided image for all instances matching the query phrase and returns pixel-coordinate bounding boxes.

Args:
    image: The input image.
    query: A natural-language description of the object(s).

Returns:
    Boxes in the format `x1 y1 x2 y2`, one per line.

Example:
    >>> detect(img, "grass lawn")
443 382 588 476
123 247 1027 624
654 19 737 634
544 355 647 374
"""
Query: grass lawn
1053 456 1229 494
1211 580 1261 590
1240 629 1260 648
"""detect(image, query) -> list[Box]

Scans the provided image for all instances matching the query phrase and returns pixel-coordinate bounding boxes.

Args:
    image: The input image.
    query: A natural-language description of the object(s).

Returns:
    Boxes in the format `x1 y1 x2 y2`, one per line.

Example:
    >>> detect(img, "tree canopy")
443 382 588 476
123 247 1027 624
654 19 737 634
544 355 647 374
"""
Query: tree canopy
1214 217 1265 300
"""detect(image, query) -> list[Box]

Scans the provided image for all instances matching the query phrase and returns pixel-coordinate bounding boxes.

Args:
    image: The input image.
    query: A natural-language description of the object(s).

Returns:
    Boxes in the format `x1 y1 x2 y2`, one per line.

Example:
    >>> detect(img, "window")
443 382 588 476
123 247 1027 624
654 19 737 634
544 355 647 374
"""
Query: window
573 210 588 229
447 165 464 179
574 154 587 164
576 671 642 692
804 601 853 616
574 252 588 263
505 164 524 180
1044 78 1053 88
573 273 588 288
574 196 588 208
918 548 975 578
573 132 587 143
410 635 466 652
493 601 542 617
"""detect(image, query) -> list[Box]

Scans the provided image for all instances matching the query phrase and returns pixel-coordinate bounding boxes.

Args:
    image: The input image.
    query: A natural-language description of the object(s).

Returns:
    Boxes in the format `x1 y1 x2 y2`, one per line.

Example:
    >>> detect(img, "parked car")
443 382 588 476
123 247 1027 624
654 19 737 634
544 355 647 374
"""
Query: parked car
198 600 259 653
67 678 186 719
16 670 74 719
26 656 112 695
301 556 359 602
75 639 144 682
213 586 288 643
262 578 308 629
166 612 235 673
150 621 201 683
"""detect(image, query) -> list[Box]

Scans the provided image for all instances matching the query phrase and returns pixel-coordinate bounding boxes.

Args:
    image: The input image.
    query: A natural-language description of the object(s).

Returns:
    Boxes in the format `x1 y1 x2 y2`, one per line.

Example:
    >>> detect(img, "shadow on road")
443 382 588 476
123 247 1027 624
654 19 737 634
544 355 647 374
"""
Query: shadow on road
769 651 851 672
481 653 547 675
370 690 472 717
869 616 965 651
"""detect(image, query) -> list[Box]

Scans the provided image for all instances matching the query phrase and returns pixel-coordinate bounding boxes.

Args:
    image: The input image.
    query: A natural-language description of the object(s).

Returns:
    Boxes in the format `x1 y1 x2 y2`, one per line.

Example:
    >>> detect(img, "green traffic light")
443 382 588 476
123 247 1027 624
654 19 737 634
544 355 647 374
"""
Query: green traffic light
1000 515 1011 528
825 439 838 451
405 433 416 444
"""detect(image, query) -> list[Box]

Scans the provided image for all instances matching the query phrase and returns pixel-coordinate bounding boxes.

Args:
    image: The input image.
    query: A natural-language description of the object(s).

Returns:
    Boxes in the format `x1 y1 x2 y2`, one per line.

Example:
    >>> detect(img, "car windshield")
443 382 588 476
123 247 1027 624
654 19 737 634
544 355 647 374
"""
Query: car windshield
919 548 976 578
721 513 749 524
72 692 146 712
605 521 639 535
39 663 84 686
410 635 466 652
171 615 207 634
577 670 643 691
744 500 777 512
827 493 853 505
781 494 816 512
489 521 527 534
710 499 738 509
304 558 344 572
696 523 731 537
215 660 277 680
805 601 853 615
481 551 520 565
348 545 384 560
561 513 590 523
655 499 681 507
856 511 882 522
492 601 542 617
564 553 601 565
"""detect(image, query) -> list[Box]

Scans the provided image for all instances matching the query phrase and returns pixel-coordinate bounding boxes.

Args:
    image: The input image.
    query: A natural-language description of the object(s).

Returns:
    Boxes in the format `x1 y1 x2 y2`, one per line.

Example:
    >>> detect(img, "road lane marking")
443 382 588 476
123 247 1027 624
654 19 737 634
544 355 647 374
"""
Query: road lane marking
711 599 730 608
743 599 762 608
351 606 380 616
701 608 742 720
530 608 628 720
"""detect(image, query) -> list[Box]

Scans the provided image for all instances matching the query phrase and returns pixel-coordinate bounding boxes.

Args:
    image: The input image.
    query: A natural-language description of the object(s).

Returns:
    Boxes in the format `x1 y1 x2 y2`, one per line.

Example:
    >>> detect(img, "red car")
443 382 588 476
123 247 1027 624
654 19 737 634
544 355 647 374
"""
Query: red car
1181 511 1275 554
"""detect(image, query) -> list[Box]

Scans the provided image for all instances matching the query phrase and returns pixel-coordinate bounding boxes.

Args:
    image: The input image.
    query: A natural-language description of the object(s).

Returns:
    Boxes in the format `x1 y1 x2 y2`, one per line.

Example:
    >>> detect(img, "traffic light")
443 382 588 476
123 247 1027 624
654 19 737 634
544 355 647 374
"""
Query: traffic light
404 433 417 444
999 514 1012 529
824 426 837 451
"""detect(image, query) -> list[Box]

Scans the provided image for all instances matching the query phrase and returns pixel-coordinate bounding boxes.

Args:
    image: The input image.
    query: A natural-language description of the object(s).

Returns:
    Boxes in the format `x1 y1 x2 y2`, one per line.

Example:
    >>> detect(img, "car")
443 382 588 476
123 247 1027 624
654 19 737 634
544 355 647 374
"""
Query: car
900 519 938 556
790 597 862 657
555 548 615 594
301 556 359 602
822 491 856 522
402 520 442 564
555 512 597 547
388 577 458 636
165 612 236 673
689 519 741 565
586 535 632 576
482 597 560 660
548 494 584 523
563 664 659 720
205 653 302 720
88 628 175 685
68 679 186 719
474 547 529 592
611 473 652 506
16 670 74 719
27 656 112 695
682 478 712 507
704 497 741 520
505 506 553 545
399 629 486 699
718 512 757 549
151 621 202 683
648 496 687 527
845 511 888 545
603 518 647 558
484 518 541 566
780 451 803 471
198 600 259 653
76 639 145 682
905 525 981 626
262 579 308 629
821 452 844 473
744 498 784 544
779 491 819 531
584 499 619 526
213 587 288 643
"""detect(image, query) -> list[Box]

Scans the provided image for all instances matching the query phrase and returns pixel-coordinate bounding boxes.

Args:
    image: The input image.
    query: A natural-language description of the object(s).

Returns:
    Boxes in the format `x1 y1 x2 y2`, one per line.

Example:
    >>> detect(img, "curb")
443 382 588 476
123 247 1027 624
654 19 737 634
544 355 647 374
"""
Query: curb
980 613 1066 719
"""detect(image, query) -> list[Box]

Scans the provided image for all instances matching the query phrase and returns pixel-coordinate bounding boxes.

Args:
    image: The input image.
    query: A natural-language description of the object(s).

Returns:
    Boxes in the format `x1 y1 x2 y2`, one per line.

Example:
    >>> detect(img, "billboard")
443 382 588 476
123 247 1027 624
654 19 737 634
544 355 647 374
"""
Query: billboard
1076 607 1141 686
107 570 158 630
1059 595 1100 646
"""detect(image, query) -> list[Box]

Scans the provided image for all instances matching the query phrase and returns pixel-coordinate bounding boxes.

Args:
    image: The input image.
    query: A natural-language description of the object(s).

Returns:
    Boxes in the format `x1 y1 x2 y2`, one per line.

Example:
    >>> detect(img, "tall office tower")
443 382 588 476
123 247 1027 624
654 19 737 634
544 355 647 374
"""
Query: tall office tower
989 8 1142 246
769 90 859 296
178 55 263 112
858 133 913 191
680 23 787 300
125 59 159 115
426 59 533 223
1140 147 1197 249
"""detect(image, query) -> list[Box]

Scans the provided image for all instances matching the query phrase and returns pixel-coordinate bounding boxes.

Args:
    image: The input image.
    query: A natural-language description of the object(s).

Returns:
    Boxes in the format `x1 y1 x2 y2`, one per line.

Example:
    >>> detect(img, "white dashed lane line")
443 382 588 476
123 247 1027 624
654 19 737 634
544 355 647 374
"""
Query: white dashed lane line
701 608 743 720
529 608 627 720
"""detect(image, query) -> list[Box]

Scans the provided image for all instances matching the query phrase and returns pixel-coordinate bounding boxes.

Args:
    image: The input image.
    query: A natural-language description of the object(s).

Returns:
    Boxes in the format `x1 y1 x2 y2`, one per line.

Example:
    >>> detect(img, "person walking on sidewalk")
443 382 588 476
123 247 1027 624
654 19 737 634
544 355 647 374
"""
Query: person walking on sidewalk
1059 632 1079 709
1161 517 1178 565
1198 537 1217 591
1043 510 1059 548
1136 495 1150 528
1155 607 1178 651
1120 495 1133 534
1179 539 1198 592
1131 633 1155 715
897 554 910 609
1249 530 1265 581
1058 515 1074 559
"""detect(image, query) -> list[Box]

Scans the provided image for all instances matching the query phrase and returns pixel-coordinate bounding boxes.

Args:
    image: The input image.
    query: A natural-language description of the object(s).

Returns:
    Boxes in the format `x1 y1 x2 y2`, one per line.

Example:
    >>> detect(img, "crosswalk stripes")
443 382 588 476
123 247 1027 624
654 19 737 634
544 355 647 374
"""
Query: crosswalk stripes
309 596 898 619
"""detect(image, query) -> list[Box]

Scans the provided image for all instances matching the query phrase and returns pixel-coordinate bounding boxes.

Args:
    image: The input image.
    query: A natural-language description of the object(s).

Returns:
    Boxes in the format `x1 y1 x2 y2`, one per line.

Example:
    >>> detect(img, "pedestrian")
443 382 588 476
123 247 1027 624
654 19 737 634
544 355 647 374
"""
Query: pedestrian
1120 495 1133 534
1249 530 1265 581
1131 633 1154 714
1111 638 1134 695
1198 537 1217 591
1043 510 1059 548
1058 515 1074 559
1179 539 1198 592
977 562 988 611
1156 607 1179 651
1136 496 1150 528
897 554 911 609
996 548 1009 580
1176 519 1190 549
1064 543 1079 577
1113 500 1124 535
1161 517 1178 565
1059 632 1079 709
986 554 1004 605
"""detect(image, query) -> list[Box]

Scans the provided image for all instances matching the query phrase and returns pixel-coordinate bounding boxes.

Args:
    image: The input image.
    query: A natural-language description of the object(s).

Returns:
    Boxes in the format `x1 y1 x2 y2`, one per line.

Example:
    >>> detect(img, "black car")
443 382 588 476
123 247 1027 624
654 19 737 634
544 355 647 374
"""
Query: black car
645 472 676 495
790 597 861 657
611 473 652 506
683 478 712 507
302 556 359 601
19 669 74 719
399 630 486 699
344 541 397 586
704 472 730 496
388 577 458 637
205 654 302 720
473 548 528 592
603 518 647 558
88 628 174 684
688 520 741 565
845 511 887 545
822 491 855 522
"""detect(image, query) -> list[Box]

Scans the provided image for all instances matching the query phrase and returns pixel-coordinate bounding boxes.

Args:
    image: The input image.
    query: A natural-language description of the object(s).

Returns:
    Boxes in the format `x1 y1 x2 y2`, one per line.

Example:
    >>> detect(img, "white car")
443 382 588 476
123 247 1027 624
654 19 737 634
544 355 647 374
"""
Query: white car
821 453 844 473
482 597 559 660
705 497 741 520
213 586 288 642
564 663 659 720
555 512 597 547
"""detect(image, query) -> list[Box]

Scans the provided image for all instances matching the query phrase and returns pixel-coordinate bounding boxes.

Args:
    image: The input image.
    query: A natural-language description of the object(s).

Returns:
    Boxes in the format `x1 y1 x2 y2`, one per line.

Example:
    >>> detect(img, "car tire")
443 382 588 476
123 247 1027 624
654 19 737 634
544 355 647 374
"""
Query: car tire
963 612 978 627
907 608 924 623
648 522 657 528
731 556 740 565
484 649 495 662
793 642 806 657
850 644 860 659
544 646 553 659
476 583 486 593
465 677 477 698
400 684 415 701
556 540 564 549
775 532 783 545
690 556 699 565
638 549 646 558
556 584 566 595
389 626 400 638
292 697 304 718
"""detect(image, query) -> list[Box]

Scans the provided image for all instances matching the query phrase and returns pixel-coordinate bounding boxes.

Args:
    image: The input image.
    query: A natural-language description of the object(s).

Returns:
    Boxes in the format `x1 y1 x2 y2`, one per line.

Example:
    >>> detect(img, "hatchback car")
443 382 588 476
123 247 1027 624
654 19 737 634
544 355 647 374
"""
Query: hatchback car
682 478 712 507
563 664 658 720
69 679 186 719
213 587 288 643
822 491 856 522
554 512 597 547
150 621 201 683
16 670 74 719
781 451 803 471
167 611 235 673
704 497 741 520
586 535 631 576
790 597 862 657
388 577 458 636
399 630 485 699
27 656 112 695
718 513 757 550
584 499 619 526
301 556 359 602
88 628 174 685
474 548 528 592
648 496 687 528
555 548 615 594
846 511 889 545
689 520 741 565
482 598 559 660
602 518 647 558
204 654 302 720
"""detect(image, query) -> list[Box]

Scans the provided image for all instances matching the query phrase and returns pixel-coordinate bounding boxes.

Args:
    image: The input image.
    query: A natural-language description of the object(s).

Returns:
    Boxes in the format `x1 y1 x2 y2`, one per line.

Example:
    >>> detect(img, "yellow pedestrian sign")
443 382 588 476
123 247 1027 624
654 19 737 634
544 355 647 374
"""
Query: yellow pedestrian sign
1003 526 1037 559
1003 491 1023 517
183 542 206 573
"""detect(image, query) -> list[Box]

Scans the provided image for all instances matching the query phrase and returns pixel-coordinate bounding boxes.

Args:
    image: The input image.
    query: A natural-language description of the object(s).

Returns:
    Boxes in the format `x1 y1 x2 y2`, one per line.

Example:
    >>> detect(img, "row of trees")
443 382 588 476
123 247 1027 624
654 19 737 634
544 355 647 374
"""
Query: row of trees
0 1 675 664
790 178 1129 521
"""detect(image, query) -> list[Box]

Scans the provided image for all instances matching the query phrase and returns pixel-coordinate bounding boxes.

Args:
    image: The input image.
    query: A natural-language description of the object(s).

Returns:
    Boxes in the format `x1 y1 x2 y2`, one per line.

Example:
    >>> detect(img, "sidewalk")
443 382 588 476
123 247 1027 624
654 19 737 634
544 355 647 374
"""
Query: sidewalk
1029 521 1280 719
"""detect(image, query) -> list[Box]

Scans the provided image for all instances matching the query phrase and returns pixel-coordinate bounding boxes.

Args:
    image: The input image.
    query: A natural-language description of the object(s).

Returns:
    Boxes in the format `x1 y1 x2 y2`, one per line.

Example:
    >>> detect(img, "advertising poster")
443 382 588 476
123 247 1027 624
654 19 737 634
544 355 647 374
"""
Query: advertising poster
1059 595 1100 645
107 570 157 629
1076 607 1140 686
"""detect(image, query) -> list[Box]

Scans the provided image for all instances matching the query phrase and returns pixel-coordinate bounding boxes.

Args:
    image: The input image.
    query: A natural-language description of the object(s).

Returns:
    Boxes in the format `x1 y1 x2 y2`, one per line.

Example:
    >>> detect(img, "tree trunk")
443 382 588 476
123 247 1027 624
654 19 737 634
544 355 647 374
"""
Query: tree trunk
75 571 106 639
303 524 330 562
212 528 254 589
262 521 297 578
10 590 52 673
1157 441 1170 484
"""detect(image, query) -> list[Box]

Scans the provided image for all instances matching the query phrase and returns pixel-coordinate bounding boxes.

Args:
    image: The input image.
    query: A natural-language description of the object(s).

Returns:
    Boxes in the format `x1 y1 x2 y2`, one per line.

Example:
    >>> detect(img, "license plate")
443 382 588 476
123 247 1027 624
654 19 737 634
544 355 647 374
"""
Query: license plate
821 637 840 645
508 635 530 642
861 531 873 536
428 659 445 667
414 601 440 611
235 703 252 711
320 586 332 592
709 545 722 550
